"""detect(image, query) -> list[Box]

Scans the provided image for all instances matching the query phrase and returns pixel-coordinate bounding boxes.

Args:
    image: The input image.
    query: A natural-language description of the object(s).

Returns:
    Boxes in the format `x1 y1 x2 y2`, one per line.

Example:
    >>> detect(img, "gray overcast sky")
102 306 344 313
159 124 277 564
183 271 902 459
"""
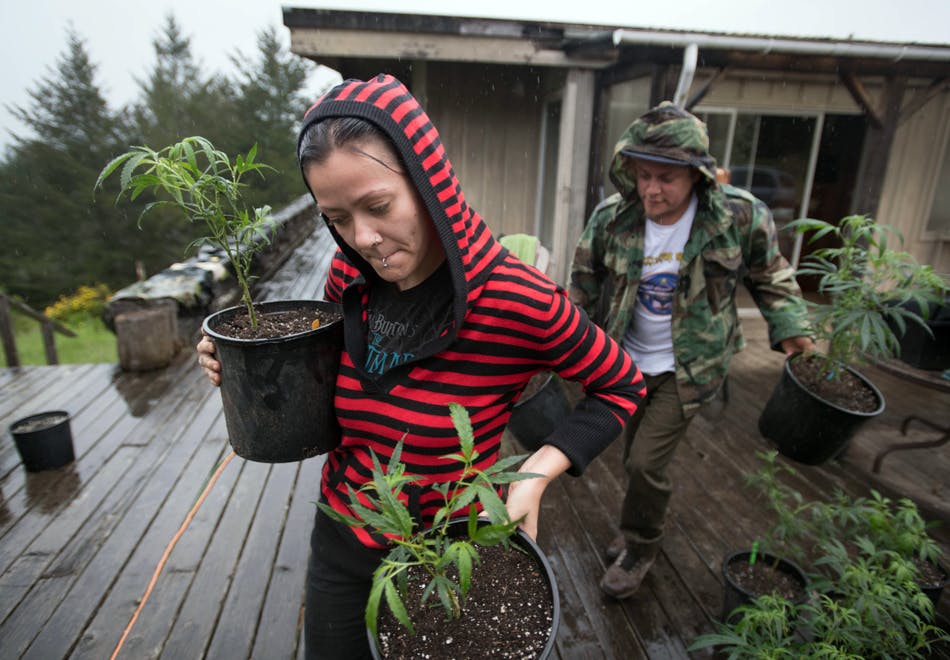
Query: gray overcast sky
3 0 949 153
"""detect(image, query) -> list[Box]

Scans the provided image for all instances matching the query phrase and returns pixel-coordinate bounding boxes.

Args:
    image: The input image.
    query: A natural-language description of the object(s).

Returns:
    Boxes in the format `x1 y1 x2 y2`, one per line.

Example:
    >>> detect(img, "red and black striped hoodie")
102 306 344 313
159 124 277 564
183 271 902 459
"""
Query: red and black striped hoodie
299 74 644 548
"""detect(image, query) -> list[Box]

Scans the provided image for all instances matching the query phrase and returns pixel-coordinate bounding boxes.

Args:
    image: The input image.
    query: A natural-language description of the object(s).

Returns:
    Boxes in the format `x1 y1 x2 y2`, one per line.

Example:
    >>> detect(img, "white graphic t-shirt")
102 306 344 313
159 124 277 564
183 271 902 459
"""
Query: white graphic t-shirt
622 194 697 375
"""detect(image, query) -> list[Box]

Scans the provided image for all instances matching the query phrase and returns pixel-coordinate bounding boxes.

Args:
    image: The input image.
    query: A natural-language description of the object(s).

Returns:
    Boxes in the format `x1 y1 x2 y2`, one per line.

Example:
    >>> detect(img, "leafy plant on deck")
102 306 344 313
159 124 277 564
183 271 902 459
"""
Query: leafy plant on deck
791 214 949 380
95 136 274 328
318 402 540 639
690 451 950 658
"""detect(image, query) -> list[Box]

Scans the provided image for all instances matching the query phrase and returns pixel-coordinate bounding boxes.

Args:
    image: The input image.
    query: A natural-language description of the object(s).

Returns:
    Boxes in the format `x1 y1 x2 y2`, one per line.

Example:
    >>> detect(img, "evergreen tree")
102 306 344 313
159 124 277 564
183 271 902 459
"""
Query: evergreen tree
0 17 326 308
0 27 162 306
122 13 232 274
227 26 316 209
131 14 235 148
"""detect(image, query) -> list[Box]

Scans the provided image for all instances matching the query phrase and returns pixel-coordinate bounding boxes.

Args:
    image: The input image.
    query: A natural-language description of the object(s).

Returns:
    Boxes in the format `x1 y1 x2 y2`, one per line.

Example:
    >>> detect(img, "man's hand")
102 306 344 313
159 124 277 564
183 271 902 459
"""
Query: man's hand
780 335 815 356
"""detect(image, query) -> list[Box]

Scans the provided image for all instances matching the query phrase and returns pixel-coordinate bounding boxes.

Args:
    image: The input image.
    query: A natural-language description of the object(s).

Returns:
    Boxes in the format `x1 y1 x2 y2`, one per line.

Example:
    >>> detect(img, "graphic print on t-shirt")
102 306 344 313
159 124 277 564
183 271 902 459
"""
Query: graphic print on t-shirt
637 271 678 315
365 310 416 375
622 194 697 375
363 263 454 377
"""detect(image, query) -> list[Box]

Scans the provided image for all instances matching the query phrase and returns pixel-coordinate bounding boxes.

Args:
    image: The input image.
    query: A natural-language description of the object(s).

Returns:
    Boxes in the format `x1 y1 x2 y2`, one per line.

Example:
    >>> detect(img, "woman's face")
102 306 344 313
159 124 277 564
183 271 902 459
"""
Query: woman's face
304 137 445 291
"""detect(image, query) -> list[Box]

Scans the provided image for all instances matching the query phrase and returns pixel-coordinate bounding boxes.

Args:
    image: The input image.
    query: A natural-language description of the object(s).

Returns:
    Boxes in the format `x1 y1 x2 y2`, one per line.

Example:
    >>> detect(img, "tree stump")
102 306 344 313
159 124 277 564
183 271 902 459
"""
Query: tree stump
115 300 180 371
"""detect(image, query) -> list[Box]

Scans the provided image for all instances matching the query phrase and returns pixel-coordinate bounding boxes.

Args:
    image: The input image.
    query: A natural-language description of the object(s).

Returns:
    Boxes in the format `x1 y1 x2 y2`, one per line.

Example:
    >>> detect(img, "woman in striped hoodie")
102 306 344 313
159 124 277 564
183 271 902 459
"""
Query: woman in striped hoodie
198 73 644 659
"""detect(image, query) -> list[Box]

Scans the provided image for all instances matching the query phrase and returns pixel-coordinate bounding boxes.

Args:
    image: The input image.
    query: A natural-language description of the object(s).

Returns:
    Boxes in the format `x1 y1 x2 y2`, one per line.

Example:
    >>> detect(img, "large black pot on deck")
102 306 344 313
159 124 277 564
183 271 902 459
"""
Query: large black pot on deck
202 299 344 463
758 353 884 465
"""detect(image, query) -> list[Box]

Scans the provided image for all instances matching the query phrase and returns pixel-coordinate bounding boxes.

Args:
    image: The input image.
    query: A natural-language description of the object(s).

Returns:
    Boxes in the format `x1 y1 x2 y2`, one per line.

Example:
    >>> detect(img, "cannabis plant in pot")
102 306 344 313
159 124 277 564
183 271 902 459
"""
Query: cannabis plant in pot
692 451 950 658
759 214 950 464
319 402 560 659
718 451 811 624
746 450 947 590
97 137 344 462
96 136 274 329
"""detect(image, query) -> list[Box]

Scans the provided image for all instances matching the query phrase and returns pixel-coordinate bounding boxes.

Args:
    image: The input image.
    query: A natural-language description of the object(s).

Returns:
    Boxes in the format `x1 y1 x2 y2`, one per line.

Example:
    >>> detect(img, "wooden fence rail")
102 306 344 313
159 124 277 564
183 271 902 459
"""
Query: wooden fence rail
0 293 76 367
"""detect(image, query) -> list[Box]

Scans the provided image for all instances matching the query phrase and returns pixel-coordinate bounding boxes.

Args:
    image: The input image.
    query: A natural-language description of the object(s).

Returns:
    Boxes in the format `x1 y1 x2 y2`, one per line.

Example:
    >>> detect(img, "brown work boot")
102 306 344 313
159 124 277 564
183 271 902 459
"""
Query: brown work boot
600 547 657 600
605 534 626 561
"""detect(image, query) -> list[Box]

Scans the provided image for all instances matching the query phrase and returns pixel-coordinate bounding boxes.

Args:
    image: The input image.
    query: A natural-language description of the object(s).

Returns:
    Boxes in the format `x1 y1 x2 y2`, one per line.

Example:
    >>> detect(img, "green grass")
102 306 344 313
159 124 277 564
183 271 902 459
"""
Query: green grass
1 310 117 367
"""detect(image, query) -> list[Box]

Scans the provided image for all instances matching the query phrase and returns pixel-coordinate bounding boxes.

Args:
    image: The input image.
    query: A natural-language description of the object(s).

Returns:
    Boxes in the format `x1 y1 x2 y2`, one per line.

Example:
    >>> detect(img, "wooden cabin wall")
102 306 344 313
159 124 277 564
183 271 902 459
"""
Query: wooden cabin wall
878 90 950 273
695 70 861 112
423 63 545 239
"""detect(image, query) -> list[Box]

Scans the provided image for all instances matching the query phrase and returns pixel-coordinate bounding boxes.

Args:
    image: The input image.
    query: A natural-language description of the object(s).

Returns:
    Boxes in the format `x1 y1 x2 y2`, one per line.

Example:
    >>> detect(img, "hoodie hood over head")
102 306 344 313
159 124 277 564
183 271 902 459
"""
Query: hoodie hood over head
609 101 718 202
297 74 505 350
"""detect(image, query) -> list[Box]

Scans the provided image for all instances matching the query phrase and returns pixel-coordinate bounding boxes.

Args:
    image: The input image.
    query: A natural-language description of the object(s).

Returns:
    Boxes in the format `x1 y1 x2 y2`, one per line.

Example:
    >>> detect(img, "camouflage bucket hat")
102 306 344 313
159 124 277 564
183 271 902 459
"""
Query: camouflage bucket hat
621 101 717 183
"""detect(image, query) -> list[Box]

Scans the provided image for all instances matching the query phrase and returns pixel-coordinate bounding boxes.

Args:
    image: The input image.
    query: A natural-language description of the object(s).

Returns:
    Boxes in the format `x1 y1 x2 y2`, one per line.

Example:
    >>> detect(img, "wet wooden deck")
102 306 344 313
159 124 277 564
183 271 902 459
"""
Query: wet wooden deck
1 222 948 658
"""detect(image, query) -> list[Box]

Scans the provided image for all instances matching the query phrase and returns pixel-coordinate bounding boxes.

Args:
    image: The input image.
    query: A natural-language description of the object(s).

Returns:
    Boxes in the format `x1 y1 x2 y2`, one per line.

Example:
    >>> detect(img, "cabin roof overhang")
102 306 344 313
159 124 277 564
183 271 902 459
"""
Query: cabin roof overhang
282 8 950 79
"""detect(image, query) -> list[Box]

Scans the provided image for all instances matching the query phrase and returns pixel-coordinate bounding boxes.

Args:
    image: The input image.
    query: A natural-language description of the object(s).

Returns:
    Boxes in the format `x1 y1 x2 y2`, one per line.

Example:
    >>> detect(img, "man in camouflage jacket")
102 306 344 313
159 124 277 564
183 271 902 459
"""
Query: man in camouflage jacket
570 101 813 600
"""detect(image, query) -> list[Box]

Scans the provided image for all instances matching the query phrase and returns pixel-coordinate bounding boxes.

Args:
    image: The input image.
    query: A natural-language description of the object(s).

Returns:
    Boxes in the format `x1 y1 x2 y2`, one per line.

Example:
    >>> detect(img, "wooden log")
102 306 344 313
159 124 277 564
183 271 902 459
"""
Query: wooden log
114 300 179 372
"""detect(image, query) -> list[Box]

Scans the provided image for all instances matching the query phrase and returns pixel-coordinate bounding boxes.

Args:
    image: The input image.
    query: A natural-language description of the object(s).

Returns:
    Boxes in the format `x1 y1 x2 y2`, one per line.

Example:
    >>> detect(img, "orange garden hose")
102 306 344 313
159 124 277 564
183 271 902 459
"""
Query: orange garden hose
110 450 237 660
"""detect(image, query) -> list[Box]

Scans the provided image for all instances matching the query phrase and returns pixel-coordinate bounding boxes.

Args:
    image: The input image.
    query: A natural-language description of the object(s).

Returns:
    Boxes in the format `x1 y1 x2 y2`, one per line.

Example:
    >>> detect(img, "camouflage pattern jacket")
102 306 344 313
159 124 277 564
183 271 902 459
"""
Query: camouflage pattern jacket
570 182 810 413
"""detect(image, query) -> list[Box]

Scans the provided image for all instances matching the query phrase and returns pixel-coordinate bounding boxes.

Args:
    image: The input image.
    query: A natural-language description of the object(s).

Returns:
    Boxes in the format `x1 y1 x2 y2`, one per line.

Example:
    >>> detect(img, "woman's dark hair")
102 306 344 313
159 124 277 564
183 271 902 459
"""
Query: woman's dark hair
298 117 399 169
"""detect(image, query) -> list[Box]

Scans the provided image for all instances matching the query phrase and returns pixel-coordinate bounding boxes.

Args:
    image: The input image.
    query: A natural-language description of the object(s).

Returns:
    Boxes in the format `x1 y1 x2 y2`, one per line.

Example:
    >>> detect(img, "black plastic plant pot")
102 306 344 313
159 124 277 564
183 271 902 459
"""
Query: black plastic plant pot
507 372 572 452
202 300 344 463
369 521 561 659
502 527 560 660
721 550 809 623
921 560 949 610
10 411 75 472
890 299 950 372
758 354 885 465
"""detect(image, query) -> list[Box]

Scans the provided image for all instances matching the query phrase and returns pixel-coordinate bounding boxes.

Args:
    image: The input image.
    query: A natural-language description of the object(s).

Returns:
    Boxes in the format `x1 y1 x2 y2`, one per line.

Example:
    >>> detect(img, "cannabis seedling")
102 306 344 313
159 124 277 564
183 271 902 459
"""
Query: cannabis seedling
791 214 949 380
318 402 541 638
96 136 274 328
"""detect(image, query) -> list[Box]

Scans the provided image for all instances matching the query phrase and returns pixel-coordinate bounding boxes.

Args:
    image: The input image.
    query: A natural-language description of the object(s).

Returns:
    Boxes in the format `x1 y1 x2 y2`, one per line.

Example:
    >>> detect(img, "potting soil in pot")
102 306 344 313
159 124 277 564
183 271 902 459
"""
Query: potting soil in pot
725 561 807 602
789 355 879 413
375 543 554 659
11 412 70 434
213 307 340 339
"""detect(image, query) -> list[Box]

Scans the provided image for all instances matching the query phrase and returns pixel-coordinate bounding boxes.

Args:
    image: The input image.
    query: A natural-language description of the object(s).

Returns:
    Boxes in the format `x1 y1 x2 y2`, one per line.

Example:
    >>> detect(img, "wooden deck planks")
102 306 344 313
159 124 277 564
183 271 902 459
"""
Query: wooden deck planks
21 391 224 660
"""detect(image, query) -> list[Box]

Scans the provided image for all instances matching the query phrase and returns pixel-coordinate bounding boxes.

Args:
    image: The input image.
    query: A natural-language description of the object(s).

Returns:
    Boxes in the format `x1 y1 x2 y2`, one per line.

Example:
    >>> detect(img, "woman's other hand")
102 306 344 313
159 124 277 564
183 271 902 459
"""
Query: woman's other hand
197 332 222 386
505 444 571 541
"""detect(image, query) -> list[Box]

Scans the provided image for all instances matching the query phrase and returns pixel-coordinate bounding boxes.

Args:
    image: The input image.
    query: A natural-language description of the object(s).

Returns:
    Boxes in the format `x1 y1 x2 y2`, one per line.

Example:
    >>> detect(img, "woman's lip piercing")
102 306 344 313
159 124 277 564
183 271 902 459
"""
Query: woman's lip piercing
382 257 389 269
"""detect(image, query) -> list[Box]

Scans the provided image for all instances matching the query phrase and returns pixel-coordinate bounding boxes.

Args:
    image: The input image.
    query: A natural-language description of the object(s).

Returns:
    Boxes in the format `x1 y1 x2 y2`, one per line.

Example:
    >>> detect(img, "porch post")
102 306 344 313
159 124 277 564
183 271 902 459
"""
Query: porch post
551 68 596 287
851 75 907 219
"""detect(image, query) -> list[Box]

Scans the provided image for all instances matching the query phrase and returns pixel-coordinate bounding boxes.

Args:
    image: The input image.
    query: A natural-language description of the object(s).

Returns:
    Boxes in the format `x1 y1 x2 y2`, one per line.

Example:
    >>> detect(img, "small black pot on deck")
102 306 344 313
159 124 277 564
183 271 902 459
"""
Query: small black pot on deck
10 411 75 472
202 300 344 463
721 550 809 622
